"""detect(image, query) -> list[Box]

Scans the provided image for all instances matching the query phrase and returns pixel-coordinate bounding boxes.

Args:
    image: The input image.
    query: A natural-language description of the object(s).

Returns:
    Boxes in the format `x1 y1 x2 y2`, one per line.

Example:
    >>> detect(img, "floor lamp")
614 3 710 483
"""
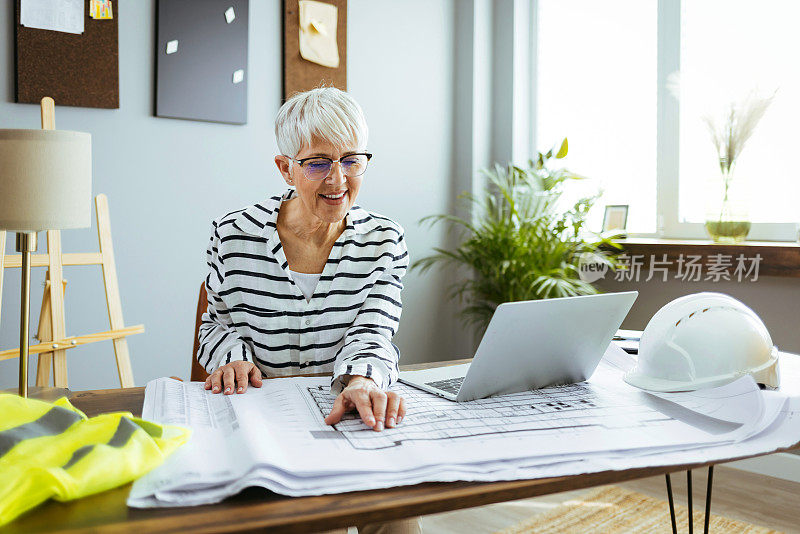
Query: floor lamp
0 113 91 397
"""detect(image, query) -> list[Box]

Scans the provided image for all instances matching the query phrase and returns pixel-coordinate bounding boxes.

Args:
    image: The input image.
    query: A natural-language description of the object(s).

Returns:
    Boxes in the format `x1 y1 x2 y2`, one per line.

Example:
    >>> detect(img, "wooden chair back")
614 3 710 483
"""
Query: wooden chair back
191 282 210 382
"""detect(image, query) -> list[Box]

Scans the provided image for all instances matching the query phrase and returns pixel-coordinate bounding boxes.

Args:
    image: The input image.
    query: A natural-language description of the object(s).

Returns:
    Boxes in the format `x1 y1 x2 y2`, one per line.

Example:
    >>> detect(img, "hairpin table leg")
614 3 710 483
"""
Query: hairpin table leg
665 473 677 534
688 470 693 534
704 465 714 534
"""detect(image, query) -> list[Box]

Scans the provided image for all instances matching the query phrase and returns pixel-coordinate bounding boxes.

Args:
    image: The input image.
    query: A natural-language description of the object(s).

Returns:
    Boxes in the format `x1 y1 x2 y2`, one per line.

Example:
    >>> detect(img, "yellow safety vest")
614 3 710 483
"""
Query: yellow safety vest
0 393 190 527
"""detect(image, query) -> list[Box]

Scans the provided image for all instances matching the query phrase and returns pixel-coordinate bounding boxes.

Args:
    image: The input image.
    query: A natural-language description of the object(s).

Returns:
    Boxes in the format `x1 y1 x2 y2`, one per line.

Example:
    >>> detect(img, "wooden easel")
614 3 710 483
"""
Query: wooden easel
0 98 143 388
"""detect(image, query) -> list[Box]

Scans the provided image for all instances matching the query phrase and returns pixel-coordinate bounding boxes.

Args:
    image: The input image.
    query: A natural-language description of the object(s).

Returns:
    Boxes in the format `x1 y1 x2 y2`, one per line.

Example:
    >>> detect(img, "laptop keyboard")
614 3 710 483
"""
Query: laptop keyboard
425 376 465 396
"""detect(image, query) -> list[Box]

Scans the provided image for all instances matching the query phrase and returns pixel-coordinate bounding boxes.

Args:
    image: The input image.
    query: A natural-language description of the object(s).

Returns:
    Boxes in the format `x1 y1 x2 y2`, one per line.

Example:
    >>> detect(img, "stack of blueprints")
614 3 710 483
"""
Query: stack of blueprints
128 345 800 507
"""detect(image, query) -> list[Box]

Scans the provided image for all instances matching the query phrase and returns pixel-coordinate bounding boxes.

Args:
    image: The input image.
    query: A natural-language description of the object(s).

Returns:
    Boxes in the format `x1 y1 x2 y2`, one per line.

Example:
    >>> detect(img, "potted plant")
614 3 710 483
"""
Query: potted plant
413 139 623 332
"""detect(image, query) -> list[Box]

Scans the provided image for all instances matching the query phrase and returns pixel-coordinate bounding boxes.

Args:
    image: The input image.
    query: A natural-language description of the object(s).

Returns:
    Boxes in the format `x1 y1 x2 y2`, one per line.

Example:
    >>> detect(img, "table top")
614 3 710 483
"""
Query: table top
3 359 798 534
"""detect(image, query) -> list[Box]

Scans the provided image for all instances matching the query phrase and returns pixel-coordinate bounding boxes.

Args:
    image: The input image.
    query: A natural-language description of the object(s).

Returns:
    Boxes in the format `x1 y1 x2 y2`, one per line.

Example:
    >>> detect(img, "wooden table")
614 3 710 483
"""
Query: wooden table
3 361 798 534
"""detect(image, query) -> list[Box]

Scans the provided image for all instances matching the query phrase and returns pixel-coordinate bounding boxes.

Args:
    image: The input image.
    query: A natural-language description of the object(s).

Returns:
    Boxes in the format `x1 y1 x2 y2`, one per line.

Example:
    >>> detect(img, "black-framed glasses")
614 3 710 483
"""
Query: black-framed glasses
287 152 372 181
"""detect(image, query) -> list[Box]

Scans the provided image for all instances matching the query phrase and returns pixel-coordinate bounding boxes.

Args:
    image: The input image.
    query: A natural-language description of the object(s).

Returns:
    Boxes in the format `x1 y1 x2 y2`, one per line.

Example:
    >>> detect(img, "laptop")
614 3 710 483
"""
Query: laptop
399 291 638 402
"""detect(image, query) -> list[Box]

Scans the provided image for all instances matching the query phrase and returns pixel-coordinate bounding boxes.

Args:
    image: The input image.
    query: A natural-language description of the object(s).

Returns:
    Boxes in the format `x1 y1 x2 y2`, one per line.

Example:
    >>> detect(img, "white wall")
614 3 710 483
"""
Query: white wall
0 0 460 391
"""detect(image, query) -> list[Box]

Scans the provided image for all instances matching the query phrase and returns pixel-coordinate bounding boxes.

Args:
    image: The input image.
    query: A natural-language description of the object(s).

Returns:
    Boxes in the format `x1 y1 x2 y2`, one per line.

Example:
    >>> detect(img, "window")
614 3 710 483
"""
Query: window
678 0 800 225
537 0 657 234
534 0 799 240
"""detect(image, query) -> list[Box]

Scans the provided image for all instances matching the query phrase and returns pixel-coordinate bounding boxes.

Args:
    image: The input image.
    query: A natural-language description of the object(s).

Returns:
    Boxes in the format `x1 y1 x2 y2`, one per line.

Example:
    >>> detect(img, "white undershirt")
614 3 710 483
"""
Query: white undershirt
288 269 321 302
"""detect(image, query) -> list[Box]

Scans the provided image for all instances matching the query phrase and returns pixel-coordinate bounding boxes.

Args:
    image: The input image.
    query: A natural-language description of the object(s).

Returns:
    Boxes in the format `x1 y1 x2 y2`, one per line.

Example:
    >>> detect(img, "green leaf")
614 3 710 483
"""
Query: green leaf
555 138 569 159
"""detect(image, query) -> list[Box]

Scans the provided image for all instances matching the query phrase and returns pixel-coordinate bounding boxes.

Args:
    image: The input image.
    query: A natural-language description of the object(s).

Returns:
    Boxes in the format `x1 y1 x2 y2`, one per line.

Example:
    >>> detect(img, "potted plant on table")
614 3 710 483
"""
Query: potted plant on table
413 139 623 333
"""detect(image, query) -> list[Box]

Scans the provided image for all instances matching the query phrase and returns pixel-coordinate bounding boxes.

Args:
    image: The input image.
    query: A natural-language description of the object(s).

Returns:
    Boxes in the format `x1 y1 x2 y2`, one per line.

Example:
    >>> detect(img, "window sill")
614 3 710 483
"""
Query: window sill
612 238 800 278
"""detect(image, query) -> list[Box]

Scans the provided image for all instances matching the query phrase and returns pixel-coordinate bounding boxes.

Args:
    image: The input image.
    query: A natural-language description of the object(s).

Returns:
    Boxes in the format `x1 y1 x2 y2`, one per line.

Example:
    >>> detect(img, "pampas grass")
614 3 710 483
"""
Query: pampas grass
702 89 776 174
666 71 776 174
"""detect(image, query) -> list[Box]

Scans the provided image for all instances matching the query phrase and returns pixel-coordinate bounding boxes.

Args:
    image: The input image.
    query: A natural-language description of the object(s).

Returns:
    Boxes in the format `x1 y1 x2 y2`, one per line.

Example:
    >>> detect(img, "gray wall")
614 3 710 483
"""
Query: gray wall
0 0 462 391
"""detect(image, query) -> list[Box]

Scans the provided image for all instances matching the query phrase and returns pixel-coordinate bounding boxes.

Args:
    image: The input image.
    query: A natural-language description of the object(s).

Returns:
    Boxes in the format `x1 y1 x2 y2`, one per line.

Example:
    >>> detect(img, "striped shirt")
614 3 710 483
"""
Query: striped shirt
197 189 409 394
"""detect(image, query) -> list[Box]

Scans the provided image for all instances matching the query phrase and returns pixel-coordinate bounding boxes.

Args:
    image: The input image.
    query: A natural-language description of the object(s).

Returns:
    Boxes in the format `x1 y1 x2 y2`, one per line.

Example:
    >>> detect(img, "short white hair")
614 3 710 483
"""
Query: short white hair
275 87 369 157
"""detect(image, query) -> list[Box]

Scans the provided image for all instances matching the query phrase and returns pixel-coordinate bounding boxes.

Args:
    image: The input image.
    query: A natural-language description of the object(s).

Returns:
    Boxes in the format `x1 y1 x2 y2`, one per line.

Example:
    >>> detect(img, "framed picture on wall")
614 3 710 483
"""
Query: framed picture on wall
602 205 629 234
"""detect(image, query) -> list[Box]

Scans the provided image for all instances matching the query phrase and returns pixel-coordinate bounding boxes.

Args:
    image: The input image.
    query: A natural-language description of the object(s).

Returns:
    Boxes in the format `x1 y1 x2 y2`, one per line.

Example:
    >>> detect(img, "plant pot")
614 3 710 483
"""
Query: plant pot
704 171 751 243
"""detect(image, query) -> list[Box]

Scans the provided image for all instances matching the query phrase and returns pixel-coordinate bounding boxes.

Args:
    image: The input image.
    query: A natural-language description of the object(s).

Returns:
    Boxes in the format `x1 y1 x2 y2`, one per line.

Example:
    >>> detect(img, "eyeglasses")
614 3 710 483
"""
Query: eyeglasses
287 152 372 181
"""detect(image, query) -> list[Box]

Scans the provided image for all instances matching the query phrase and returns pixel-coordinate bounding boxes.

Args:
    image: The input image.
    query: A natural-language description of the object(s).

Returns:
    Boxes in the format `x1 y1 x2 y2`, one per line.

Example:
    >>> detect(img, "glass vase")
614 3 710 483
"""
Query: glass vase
704 170 751 243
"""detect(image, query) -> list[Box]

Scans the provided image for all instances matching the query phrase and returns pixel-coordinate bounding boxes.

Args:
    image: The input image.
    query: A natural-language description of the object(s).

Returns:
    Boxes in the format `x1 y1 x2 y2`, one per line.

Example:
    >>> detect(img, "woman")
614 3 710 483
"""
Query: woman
197 87 408 433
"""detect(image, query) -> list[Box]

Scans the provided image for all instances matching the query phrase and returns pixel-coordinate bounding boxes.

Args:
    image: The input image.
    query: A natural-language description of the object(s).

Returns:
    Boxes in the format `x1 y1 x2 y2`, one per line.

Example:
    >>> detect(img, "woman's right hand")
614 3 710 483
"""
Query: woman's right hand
204 361 263 394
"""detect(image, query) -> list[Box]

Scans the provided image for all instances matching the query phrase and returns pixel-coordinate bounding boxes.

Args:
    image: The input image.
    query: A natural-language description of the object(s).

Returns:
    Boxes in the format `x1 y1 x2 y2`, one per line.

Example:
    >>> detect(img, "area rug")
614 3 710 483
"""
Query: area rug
495 486 782 534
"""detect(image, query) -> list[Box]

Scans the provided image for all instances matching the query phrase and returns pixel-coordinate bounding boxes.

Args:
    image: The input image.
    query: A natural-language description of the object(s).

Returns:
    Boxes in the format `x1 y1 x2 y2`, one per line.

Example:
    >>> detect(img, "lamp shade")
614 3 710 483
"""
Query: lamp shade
0 129 92 232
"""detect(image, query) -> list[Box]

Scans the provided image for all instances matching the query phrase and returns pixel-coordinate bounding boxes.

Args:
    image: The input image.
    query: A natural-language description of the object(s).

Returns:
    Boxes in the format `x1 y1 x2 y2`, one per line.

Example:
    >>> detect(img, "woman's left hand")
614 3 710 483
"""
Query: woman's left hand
324 376 406 432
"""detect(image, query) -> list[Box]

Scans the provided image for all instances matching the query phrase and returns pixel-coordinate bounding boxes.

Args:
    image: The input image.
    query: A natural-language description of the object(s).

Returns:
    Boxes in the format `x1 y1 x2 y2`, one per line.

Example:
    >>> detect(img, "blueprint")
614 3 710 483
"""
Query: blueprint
150 375 239 432
128 346 799 507
304 378 731 451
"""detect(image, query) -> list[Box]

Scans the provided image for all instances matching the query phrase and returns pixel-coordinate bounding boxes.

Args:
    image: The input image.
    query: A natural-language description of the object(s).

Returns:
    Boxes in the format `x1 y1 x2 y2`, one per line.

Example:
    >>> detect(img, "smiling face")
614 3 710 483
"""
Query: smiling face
275 138 364 226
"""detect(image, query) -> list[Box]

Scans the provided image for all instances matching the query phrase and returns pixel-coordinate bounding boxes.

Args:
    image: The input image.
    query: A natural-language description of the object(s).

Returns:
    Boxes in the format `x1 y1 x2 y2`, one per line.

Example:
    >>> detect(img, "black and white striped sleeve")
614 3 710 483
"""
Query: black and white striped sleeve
330 232 409 394
196 219 254 373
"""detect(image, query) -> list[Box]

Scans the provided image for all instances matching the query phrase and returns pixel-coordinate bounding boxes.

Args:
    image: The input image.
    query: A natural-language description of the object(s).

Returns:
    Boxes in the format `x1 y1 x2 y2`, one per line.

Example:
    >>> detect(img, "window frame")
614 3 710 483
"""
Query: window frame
531 0 799 242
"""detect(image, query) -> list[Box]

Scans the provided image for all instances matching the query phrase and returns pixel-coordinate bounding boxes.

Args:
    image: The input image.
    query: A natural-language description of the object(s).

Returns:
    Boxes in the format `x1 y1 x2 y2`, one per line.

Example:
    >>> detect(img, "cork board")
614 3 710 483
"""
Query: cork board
283 0 346 101
14 0 120 109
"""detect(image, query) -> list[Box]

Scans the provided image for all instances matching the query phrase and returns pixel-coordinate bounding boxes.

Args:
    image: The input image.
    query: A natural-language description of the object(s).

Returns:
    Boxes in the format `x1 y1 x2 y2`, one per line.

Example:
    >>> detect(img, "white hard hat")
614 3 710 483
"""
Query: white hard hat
624 292 779 392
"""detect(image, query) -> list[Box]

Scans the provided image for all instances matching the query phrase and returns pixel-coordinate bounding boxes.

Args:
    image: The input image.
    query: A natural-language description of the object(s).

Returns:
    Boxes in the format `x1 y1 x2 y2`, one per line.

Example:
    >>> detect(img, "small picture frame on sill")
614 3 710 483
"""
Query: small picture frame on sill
602 205 629 236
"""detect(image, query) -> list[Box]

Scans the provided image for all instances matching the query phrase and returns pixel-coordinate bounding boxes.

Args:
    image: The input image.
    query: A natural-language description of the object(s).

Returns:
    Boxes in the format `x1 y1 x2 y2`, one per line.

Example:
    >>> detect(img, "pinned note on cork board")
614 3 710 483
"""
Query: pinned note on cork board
299 1 339 68
283 0 346 101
